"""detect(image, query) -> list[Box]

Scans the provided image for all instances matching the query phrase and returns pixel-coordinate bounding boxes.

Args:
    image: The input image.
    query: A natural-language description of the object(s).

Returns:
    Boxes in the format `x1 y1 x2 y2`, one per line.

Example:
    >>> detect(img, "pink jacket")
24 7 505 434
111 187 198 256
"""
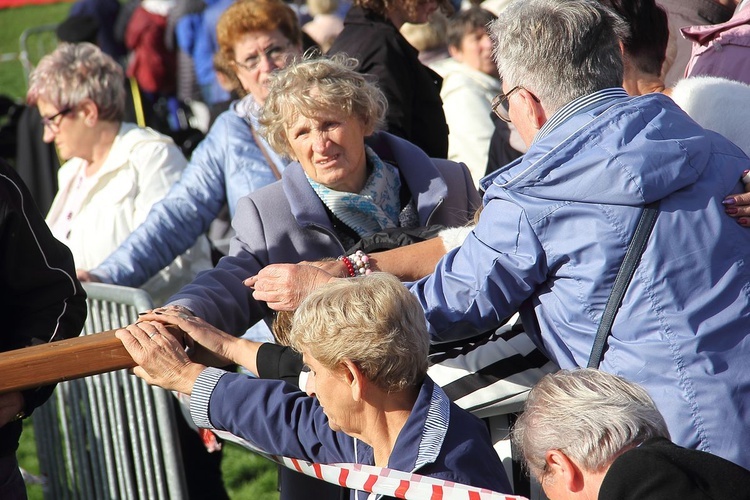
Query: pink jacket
682 5 750 85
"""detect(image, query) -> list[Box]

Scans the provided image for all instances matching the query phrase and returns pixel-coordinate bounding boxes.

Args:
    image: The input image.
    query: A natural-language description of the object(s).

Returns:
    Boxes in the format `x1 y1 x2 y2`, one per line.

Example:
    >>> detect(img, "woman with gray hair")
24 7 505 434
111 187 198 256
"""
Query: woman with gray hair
116 273 513 498
26 42 211 305
513 369 750 500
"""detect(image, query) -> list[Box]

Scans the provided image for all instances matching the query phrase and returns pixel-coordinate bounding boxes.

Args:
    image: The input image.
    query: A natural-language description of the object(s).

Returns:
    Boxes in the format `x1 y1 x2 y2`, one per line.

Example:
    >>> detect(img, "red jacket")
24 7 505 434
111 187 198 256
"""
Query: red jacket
125 6 176 94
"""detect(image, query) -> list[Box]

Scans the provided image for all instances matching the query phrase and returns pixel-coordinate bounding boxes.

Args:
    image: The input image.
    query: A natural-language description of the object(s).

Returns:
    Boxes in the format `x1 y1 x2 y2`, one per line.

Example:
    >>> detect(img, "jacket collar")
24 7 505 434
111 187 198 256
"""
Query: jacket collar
283 132 448 230
355 376 450 474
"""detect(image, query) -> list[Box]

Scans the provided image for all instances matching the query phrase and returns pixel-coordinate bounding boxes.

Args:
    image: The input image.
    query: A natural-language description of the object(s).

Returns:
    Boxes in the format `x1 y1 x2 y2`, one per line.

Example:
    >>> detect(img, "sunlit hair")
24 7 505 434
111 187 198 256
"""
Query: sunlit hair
289 273 429 392
599 0 669 77
308 0 339 16
216 0 302 65
353 0 454 19
512 369 670 480
271 310 294 346
259 53 387 157
446 7 496 50
26 42 124 121
401 12 448 53
490 0 628 112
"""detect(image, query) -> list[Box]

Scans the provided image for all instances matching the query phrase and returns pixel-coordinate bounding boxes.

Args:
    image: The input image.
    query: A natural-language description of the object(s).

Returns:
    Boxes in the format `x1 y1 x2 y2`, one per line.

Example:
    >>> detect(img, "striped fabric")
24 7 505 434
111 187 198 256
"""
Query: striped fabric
427 314 557 418
207 428 528 500
535 88 630 144
415 384 450 471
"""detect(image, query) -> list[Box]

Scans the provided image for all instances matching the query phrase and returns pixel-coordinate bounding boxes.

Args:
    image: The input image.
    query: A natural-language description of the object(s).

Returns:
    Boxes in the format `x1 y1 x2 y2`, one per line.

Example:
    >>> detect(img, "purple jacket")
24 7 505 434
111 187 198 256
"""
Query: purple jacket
683 5 750 84
169 131 480 337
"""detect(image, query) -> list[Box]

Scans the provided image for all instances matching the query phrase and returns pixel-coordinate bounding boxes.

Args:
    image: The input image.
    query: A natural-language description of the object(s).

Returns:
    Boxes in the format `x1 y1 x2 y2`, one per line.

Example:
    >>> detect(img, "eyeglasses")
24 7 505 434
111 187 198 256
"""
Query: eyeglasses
234 43 292 72
41 107 72 132
491 85 540 123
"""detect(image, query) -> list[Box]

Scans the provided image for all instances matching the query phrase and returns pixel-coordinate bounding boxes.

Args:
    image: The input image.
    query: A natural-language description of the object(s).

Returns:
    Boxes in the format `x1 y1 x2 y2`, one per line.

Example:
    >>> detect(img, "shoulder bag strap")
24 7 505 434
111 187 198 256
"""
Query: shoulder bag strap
249 124 282 181
587 201 660 368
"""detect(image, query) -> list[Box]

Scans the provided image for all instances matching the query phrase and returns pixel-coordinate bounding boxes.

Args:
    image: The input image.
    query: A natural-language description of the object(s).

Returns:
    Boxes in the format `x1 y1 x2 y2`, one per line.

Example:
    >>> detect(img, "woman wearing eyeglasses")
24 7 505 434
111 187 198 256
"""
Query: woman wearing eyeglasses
77 0 302 313
26 42 211 306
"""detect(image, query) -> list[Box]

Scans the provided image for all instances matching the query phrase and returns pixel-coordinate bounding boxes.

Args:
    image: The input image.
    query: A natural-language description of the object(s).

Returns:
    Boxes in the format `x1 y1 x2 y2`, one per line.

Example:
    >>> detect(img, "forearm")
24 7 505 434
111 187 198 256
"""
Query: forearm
369 237 448 281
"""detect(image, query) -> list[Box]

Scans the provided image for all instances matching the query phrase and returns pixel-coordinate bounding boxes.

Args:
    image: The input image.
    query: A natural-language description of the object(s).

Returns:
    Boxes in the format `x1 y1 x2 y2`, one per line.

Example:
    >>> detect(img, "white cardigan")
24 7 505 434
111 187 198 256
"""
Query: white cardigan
46 123 212 305
437 60 502 186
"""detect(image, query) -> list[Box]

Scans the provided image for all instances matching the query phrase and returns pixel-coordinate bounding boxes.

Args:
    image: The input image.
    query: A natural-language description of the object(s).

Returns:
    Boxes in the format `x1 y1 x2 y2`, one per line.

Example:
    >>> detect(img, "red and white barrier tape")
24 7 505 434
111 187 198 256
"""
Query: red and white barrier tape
211 429 528 500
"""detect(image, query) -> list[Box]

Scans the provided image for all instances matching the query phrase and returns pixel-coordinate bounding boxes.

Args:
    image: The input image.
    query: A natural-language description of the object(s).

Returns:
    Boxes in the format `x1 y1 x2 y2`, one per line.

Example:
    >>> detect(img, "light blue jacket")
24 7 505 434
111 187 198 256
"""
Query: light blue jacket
411 89 750 469
92 99 283 287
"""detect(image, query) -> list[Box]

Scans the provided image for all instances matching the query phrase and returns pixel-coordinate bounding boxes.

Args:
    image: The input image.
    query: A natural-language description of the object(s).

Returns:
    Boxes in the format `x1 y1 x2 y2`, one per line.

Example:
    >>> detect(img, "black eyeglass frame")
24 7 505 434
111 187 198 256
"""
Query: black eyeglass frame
41 107 73 131
491 85 540 123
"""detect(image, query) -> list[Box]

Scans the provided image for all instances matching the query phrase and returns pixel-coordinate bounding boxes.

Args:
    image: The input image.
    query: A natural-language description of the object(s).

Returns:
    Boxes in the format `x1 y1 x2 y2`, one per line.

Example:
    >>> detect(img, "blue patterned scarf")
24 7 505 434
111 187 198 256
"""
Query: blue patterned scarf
308 146 402 237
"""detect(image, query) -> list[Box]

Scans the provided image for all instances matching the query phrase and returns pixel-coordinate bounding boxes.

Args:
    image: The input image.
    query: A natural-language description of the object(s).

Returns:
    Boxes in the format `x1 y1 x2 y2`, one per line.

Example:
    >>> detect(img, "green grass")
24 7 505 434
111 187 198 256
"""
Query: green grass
4 2 279 496
19 411 280 499
0 3 72 102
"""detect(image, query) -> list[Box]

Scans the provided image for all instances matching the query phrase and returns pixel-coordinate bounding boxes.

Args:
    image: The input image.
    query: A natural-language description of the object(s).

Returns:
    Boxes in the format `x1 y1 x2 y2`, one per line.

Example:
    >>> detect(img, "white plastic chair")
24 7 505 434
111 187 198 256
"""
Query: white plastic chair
32 283 187 500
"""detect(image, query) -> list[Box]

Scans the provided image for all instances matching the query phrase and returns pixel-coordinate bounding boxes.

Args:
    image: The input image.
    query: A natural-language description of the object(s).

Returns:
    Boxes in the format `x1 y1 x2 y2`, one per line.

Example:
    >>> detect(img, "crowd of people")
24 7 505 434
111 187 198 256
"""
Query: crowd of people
4 0 750 499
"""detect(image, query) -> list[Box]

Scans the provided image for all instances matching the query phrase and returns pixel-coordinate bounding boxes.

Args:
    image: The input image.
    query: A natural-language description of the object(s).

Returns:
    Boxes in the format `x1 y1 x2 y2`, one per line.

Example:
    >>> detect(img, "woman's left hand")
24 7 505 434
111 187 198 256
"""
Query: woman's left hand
116 321 205 394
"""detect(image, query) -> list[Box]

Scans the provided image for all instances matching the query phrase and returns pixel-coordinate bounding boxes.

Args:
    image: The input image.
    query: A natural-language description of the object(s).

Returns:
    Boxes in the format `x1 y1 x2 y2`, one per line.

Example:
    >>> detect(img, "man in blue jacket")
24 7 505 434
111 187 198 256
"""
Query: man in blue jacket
410 0 750 469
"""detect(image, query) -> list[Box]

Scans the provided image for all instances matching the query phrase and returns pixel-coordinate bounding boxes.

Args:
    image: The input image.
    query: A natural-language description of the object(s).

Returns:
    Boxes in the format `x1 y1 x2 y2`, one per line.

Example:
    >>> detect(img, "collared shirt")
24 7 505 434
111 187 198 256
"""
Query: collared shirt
478 87 630 193
535 87 630 144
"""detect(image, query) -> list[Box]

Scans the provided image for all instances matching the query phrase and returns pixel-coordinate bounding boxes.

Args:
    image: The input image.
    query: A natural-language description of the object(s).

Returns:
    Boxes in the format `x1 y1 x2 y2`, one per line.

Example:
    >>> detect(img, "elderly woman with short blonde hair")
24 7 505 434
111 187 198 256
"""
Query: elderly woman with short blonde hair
150 53 478 334
117 273 513 498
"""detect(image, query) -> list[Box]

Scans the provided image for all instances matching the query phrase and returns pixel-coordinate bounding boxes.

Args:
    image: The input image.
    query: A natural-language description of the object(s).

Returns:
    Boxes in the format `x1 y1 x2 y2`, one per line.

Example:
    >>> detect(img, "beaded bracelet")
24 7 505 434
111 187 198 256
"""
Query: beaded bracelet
348 250 372 276
337 250 372 277
337 255 356 277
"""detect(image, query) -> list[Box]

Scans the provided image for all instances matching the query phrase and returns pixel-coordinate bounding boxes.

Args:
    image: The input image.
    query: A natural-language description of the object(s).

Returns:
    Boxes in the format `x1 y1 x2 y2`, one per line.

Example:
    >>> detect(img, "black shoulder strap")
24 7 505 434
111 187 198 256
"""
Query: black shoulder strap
587 201 660 368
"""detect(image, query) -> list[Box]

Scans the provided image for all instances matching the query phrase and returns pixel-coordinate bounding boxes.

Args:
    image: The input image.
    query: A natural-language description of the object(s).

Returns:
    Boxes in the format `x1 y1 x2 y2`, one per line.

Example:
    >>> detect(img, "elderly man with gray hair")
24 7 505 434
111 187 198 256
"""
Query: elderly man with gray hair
513 369 750 499
408 0 750 469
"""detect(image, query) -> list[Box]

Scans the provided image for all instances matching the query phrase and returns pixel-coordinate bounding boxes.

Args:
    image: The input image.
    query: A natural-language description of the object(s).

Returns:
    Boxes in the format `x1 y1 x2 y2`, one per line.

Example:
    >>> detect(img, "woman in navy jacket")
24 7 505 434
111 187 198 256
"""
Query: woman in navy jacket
118 274 512 499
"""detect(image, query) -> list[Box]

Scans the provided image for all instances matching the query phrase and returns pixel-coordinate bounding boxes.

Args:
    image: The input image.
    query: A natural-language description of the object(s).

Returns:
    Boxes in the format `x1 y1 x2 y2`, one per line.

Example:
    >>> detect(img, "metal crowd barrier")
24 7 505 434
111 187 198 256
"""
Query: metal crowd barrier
32 283 187 500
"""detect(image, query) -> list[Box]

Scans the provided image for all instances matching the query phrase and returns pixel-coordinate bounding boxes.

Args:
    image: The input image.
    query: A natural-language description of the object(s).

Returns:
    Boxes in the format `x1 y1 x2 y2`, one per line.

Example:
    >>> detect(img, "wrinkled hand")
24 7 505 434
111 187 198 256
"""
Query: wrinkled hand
723 170 750 226
76 269 101 282
244 263 338 311
0 392 24 428
138 309 236 367
116 321 204 394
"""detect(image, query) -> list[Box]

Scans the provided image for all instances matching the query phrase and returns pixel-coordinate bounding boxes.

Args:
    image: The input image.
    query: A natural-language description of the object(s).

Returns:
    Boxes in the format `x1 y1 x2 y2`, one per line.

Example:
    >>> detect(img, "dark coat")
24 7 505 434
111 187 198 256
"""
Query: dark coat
0 159 87 456
328 7 449 159
599 438 750 499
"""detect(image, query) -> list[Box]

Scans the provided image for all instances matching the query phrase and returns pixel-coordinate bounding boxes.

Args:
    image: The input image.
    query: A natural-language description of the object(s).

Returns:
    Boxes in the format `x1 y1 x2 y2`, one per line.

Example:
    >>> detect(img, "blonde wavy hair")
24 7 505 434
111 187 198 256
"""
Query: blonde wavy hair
289 273 429 392
258 53 387 158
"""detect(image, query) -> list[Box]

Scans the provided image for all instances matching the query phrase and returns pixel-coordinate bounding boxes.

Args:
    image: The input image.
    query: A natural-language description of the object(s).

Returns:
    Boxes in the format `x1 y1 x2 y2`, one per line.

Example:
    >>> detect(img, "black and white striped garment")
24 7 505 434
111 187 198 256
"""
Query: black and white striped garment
427 314 558 418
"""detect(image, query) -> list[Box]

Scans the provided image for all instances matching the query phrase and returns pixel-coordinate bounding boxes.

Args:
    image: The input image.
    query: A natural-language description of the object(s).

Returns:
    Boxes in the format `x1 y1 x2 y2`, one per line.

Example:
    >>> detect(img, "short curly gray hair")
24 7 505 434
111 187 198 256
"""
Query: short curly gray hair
289 273 429 393
491 0 628 112
258 54 387 158
512 369 669 481
26 42 125 122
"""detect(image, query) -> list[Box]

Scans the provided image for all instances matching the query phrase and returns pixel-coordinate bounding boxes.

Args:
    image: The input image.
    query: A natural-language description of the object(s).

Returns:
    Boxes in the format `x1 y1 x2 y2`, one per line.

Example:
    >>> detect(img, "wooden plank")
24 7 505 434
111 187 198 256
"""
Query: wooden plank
0 326 182 393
